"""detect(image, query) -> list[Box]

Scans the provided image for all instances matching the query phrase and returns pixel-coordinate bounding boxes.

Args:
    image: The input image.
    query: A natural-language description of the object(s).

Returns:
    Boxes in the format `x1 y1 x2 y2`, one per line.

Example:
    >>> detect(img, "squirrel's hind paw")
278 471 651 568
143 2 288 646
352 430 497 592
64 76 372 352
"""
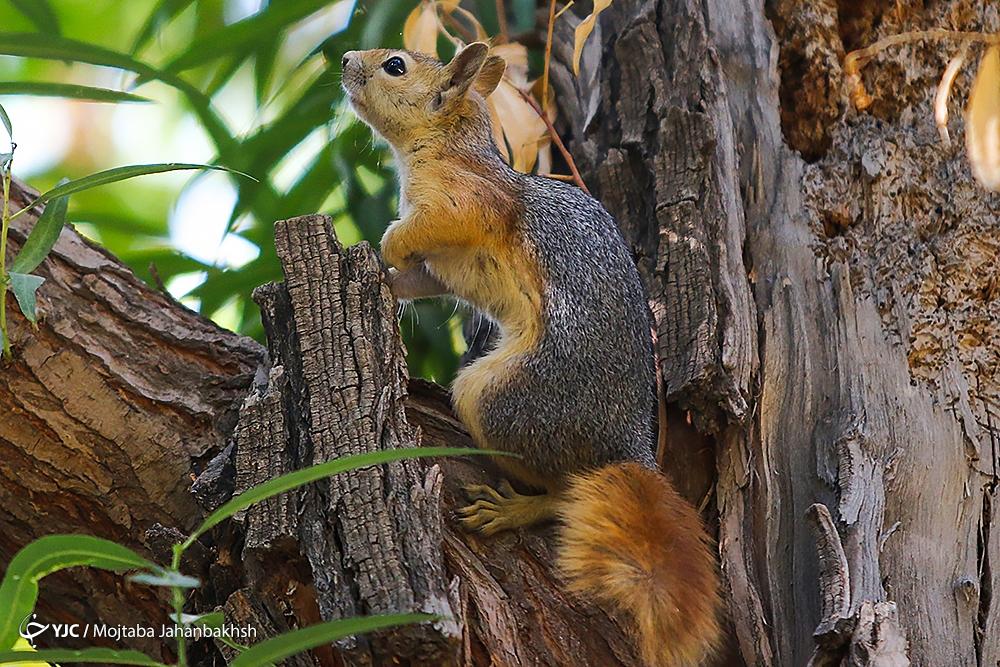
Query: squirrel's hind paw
456 481 559 536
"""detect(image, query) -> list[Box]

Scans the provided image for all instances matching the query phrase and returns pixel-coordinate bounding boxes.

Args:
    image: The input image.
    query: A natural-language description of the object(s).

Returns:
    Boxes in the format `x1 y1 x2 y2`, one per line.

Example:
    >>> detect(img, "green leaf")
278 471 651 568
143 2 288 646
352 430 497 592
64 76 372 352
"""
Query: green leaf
0 82 149 103
0 33 157 78
10 195 68 275
0 535 156 650
0 101 11 141
203 52 249 98
131 0 198 55
180 611 224 626
0 33 238 157
7 273 44 324
230 613 437 667
9 0 61 35
18 164 252 213
70 208 168 238
128 570 201 589
165 0 328 72
510 0 536 31
225 67 346 226
189 258 279 315
254 42 279 103
185 447 493 547
358 0 411 49
0 648 166 666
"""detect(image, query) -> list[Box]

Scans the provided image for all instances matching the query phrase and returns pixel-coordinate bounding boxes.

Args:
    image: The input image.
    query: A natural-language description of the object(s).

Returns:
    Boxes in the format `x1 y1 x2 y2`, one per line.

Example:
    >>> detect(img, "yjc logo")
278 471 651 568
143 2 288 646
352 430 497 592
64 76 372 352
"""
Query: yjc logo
18 613 49 647
18 614 83 645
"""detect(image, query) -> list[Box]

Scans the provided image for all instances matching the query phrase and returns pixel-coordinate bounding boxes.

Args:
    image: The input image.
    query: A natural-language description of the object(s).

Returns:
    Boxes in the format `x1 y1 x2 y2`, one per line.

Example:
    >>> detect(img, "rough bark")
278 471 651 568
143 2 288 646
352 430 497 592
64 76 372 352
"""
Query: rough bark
0 180 265 658
550 1 999 665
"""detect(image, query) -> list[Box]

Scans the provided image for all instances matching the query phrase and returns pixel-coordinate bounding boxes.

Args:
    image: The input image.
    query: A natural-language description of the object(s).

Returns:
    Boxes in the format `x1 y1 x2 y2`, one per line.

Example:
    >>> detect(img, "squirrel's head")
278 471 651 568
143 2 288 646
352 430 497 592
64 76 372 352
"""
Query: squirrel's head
341 42 505 150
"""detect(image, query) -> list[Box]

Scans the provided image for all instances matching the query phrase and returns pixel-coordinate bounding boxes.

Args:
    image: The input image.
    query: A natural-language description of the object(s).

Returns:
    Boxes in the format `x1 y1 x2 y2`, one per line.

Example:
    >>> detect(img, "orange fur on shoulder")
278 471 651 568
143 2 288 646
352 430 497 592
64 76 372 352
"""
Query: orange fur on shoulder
557 463 721 667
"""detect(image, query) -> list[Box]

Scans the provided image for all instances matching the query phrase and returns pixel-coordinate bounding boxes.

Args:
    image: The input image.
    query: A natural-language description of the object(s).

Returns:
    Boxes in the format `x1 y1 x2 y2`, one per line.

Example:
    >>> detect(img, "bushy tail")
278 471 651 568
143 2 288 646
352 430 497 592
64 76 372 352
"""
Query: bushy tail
556 463 721 667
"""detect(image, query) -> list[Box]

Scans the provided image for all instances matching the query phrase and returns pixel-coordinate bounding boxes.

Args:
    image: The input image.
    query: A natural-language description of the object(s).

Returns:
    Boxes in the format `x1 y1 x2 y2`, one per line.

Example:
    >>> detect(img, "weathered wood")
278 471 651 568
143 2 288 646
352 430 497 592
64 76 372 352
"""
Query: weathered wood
260 215 459 664
552 1 1000 665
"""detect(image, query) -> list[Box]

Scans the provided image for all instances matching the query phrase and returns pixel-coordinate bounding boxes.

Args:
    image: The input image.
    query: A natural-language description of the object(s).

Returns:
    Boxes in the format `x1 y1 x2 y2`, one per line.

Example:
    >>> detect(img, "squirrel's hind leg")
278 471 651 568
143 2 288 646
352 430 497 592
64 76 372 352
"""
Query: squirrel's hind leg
457 480 560 536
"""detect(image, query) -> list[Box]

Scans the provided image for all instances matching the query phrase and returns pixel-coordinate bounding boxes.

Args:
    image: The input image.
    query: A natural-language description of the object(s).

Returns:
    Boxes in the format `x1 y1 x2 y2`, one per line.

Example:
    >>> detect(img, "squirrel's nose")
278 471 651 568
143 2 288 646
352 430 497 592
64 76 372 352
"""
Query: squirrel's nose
341 51 358 70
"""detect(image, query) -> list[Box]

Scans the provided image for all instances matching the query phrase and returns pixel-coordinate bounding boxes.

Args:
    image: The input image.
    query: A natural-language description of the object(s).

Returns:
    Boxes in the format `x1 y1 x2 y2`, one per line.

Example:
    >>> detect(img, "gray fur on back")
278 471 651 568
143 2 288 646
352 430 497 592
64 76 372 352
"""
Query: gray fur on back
477 175 657 478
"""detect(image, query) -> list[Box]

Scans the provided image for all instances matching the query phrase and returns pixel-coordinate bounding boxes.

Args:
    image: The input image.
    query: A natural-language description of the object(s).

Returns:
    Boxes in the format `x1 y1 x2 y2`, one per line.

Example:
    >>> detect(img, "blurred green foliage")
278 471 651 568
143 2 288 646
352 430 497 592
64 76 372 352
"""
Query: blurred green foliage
0 0 537 382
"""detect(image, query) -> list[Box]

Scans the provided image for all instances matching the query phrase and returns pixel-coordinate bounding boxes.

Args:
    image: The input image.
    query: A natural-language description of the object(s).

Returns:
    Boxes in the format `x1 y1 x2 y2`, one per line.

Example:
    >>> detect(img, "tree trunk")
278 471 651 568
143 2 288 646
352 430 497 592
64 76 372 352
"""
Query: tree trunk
549 0 999 665
2 1 998 666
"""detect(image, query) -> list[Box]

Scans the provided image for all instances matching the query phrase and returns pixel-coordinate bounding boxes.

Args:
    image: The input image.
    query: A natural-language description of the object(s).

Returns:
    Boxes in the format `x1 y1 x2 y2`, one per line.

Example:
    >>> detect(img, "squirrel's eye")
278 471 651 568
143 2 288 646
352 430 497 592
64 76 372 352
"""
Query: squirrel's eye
382 56 406 76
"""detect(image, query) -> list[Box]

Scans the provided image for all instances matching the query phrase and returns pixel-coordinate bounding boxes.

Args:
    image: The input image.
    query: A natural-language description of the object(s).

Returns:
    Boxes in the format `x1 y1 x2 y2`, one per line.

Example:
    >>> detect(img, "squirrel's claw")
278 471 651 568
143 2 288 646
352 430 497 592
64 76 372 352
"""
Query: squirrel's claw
462 483 507 503
456 499 499 516
456 481 559 536
457 508 502 534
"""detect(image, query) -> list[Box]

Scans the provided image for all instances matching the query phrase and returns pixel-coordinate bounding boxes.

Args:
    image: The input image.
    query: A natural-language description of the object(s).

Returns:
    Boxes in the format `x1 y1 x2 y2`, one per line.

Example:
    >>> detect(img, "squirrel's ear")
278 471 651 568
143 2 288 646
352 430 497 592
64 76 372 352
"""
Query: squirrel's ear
440 42 490 105
473 55 505 97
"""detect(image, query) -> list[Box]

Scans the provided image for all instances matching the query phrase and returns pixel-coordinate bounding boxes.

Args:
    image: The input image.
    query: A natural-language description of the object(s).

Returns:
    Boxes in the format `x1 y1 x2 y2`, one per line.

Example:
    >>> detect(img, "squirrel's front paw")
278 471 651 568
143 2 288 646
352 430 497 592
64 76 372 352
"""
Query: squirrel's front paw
389 265 450 301
379 221 415 270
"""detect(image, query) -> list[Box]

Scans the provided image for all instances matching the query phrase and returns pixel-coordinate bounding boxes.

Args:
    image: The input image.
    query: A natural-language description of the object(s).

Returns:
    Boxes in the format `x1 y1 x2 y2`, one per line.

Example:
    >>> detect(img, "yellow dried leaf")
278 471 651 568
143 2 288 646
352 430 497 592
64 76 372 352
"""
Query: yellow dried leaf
934 43 968 146
492 43 529 85
572 0 612 76
488 79 548 173
484 42 550 173
536 142 553 175
967 45 1000 191
403 1 440 56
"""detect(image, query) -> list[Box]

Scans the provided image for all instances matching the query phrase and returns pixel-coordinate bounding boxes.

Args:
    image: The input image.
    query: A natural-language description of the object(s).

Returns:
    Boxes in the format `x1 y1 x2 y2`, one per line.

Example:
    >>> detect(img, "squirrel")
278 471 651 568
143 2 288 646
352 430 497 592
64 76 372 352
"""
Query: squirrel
342 43 721 666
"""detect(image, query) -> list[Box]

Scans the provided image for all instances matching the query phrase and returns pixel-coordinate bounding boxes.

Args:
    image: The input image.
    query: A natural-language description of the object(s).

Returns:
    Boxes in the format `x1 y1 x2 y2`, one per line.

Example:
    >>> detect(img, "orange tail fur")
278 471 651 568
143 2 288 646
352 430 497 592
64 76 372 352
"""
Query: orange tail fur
556 463 721 667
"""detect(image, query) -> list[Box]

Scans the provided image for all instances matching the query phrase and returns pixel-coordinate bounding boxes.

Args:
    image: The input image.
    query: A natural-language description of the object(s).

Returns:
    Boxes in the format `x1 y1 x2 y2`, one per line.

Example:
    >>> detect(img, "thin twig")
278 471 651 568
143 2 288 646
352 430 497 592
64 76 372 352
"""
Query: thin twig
148 262 169 294
846 28 1000 70
0 163 10 359
554 0 575 19
515 88 590 195
541 0 557 115
494 0 508 42
652 325 668 468
845 29 1000 110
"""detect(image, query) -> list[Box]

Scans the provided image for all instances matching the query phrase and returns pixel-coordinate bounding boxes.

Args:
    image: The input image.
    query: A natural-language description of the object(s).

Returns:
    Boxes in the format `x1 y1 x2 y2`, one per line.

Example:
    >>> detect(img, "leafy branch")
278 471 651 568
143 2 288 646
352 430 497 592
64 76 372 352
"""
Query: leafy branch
0 446 491 665
0 136 248 359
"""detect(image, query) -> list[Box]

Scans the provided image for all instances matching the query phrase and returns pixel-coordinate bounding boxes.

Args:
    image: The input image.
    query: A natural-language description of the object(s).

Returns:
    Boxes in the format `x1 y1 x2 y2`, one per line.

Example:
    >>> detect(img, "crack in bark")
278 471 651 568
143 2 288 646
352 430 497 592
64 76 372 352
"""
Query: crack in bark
975 488 993 667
